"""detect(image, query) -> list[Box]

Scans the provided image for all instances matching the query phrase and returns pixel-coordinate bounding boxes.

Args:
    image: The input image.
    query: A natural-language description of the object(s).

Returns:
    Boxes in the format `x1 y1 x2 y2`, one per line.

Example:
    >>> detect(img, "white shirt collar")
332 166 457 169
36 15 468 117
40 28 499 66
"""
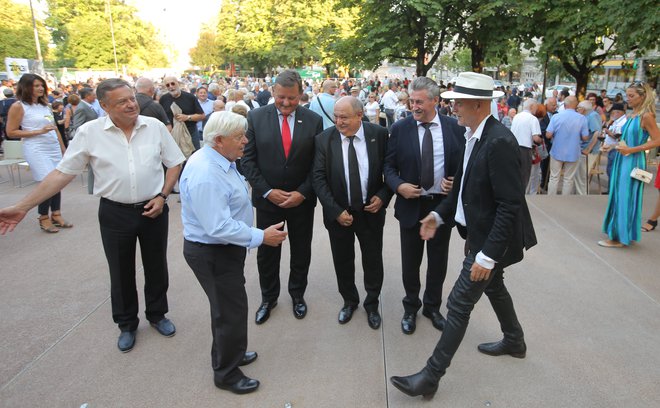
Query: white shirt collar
340 123 364 141
416 112 441 128
465 115 490 142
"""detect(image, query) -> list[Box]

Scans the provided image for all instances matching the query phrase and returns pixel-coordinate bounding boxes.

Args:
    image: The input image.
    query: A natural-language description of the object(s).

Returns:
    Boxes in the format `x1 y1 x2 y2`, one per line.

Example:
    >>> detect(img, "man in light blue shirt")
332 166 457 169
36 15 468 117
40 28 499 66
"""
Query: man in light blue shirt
180 111 287 395
309 79 337 129
545 96 589 195
574 100 603 195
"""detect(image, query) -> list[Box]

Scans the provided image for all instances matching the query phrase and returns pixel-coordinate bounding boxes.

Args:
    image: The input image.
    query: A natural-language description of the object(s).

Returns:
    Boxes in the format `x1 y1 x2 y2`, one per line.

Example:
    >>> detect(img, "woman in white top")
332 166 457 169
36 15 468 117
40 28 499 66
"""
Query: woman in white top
6 73 70 233
364 93 380 124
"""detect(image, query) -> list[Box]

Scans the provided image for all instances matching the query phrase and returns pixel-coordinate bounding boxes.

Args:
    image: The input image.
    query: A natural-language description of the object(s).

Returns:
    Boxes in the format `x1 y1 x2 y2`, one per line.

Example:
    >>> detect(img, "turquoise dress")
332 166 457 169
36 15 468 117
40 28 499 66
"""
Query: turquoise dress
602 116 649 245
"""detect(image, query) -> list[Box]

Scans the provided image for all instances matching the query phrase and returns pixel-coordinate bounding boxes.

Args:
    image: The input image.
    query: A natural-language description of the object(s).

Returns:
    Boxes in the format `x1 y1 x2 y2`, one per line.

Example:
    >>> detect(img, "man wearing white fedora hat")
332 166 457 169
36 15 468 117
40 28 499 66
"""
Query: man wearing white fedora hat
390 72 537 400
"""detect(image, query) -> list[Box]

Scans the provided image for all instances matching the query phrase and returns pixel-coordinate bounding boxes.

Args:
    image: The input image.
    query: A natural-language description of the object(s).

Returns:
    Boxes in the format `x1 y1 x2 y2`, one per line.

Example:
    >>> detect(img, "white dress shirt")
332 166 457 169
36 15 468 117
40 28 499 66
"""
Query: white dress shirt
340 124 368 204
57 115 185 203
510 110 541 148
417 113 445 194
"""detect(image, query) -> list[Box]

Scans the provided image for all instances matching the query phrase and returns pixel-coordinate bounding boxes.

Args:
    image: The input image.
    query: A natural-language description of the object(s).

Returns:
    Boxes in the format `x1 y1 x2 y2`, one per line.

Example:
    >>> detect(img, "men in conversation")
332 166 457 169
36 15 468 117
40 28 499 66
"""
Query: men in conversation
312 96 392 329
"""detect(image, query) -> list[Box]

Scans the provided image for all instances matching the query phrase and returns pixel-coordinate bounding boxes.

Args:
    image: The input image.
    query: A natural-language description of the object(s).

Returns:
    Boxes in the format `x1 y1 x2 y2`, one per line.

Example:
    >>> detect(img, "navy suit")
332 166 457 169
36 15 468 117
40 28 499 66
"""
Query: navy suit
312 122 392 311
384 113 465 315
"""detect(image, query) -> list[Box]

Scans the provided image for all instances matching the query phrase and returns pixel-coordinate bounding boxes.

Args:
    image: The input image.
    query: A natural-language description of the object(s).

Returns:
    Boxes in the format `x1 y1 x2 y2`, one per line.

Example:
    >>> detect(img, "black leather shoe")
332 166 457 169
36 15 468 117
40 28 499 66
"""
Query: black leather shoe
477 340 526 358
292 298 307 319
401 312 416 335
367 311 381 330
239 351 258 366
390 370 439 399
422 309 446 331
338 305 357 324
255 301 277 325
150 318 176 337
215 376 260 395
117 331 136 352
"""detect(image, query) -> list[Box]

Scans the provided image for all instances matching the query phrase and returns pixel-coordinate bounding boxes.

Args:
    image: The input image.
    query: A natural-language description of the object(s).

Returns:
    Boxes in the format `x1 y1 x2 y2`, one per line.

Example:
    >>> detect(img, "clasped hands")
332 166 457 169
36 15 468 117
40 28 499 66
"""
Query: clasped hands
267 189 305 208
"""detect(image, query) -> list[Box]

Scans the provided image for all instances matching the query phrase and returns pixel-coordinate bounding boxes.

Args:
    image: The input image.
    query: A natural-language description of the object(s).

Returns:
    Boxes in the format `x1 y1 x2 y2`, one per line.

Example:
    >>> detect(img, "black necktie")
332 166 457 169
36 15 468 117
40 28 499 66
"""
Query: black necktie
347 136 363 210
420 123 434 190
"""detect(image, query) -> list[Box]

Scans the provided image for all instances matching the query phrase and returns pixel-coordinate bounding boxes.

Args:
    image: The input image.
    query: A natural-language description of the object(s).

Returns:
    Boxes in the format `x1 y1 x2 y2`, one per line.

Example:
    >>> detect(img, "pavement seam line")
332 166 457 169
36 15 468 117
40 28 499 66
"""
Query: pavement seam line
528 200 659 307
380 301 391 408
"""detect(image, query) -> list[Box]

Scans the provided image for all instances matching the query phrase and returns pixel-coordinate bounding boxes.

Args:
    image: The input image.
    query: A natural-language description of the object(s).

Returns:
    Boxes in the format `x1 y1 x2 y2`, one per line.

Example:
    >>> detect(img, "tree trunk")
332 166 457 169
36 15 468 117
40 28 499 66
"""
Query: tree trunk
562 60 590 100
471 42 485 73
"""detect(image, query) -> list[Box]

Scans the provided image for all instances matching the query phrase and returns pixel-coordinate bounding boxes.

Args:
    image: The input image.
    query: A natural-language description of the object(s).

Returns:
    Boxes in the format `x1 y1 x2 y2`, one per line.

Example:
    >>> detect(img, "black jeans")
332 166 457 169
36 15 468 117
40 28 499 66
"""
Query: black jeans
37 192 61 216
424 252 524 380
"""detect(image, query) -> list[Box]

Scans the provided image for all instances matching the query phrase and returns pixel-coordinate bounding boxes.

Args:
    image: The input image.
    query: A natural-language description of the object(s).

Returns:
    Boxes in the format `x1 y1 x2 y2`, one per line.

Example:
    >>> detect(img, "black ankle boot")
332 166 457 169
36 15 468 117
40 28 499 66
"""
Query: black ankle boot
390 368 439 399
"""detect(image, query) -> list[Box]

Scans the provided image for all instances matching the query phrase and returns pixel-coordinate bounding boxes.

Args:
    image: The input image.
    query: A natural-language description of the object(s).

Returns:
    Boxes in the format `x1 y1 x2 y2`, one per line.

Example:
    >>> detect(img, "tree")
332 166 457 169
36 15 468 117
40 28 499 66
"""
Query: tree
343 0 453 77
44 0 168 69
190 27 223 70
0 0 49 62
537 0 660 98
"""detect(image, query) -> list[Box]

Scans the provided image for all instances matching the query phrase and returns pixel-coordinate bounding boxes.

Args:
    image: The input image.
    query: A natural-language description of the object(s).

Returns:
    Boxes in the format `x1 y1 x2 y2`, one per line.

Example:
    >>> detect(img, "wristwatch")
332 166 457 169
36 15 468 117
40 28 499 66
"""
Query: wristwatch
187 115 191 121
156 192 168 200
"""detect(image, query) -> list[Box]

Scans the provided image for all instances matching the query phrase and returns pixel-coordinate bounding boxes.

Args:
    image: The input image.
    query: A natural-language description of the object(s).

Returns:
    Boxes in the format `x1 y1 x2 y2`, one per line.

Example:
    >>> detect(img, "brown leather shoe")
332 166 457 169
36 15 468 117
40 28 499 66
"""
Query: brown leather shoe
51 212 73 228
38 215 59 233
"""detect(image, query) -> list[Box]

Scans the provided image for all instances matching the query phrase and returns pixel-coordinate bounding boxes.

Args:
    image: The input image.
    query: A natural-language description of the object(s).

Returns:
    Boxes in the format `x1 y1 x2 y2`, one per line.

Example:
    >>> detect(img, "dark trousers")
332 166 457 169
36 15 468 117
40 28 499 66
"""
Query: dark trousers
384 108 395 130
37 192 61 216
183 240 247 385
256 204 314 302
424 252 524 380
98 199 170 332
327 210 385 312
519 146 532 190
400 198 452 314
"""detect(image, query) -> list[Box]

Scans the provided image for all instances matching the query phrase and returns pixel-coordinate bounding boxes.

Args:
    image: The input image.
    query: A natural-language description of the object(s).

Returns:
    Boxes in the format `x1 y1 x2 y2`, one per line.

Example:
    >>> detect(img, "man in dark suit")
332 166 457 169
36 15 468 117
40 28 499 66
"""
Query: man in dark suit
241 70 323 324
390 72 537 400
312 96 392 329
71 87 98 137
384 77 465 335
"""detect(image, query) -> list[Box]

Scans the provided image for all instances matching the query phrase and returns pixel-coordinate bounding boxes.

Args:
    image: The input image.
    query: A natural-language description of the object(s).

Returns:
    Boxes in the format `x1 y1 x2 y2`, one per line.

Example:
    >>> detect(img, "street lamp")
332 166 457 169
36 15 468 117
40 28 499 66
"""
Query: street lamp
106 0 119 76
29 0 43 72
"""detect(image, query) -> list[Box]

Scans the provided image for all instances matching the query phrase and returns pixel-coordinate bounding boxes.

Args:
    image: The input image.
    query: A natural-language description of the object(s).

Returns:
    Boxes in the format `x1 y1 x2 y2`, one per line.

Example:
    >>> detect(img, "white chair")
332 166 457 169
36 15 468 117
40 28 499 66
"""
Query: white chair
0 140 29 186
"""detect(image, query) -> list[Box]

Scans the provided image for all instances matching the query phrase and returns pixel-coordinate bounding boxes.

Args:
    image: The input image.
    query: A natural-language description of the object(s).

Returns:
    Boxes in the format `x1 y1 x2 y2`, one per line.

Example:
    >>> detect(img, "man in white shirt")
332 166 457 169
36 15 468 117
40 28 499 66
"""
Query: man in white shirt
0 78 185 353
510 98 542 190
381 83 399 130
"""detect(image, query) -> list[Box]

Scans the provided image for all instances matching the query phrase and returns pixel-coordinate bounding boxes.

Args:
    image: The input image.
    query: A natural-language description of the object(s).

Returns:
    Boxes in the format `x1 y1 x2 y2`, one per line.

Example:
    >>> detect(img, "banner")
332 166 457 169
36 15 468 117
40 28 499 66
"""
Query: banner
5 58 30 81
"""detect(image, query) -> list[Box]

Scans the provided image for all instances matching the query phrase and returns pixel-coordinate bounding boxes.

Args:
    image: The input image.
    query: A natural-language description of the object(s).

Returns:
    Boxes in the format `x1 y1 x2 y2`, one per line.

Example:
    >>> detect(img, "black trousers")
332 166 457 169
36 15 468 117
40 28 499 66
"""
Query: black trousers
98 199 170 332
400 198 452 314
255 204 314 302
183 240 247 385
37 192 61 216
327 209 385 312
424 252 524 380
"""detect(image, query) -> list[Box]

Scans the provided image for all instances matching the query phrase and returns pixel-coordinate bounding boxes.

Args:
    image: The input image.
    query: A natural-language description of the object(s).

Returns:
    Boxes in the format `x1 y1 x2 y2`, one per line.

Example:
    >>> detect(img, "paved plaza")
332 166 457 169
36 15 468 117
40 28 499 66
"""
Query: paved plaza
1 165 659 408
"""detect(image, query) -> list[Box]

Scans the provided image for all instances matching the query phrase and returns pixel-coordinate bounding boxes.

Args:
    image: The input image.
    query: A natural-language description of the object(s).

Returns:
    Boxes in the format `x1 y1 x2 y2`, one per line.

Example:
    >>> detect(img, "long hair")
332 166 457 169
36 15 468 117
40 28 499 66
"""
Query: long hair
16 73 49 106
628 82 656 117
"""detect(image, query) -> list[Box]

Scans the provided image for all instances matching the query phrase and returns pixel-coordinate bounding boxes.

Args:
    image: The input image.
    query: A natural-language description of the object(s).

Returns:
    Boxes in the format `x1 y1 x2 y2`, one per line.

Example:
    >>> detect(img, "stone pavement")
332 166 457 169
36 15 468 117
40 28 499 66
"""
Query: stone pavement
1 166 659 408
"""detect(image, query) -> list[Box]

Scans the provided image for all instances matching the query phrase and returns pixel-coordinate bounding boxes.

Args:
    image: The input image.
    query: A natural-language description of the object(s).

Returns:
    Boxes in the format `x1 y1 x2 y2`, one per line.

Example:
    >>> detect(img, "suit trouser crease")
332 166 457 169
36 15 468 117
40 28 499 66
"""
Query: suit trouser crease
98 201 169 332
183 241 247 385
425 253 524 380
256 205 314 301
400 199 451 314
327 211 384 311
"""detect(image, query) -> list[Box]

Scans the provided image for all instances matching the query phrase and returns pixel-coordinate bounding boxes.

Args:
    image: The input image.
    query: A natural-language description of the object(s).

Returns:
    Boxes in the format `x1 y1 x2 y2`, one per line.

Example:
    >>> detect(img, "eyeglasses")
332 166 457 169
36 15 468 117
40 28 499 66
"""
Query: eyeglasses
165 82 177 87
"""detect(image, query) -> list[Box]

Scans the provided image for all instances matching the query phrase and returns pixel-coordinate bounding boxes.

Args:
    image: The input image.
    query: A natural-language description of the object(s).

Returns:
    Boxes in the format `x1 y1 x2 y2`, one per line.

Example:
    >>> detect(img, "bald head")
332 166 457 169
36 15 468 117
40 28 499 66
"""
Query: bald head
135 77 154 95
213 99 226 112
335 95 363 114
564 96 578 109
322 80 338 94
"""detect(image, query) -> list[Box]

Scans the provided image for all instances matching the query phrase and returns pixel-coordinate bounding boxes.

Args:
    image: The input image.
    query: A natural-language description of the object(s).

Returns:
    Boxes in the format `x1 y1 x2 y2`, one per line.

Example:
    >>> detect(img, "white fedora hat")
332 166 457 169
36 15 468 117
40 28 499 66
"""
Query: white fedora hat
441 72 504 99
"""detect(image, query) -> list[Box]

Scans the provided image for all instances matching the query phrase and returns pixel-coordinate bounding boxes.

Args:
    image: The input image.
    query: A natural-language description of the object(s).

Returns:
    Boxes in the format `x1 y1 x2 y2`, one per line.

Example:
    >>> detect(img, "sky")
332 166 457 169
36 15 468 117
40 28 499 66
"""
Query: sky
18 0 222 70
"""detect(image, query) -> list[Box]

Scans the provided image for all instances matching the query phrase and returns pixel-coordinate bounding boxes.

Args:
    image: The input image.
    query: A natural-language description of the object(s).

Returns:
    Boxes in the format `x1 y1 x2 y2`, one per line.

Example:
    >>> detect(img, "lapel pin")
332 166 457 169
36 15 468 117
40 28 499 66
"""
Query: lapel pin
297 120 302 123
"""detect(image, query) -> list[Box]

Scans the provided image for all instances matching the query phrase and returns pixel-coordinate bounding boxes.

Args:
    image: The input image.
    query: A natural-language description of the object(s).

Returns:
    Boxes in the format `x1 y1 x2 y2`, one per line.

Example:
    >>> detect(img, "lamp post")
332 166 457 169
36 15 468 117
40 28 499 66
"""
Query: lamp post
29 0 43 71
106 0 119 76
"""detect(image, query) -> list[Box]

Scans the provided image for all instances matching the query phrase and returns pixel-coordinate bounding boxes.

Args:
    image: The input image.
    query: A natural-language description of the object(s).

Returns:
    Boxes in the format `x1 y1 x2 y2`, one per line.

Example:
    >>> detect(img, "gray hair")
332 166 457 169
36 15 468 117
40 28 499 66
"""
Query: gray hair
208 83 220 94
275 69 303 93
577 100 593 112
522 98 537 111
203 111 248 146
96 78 131 102
409 77 440 99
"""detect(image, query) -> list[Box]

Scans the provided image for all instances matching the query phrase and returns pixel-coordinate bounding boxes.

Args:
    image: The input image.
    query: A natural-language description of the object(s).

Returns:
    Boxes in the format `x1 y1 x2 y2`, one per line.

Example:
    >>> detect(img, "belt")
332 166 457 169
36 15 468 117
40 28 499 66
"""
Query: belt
419 194 443 201
101 197 150 208
520 146 531 150
184 239 228 248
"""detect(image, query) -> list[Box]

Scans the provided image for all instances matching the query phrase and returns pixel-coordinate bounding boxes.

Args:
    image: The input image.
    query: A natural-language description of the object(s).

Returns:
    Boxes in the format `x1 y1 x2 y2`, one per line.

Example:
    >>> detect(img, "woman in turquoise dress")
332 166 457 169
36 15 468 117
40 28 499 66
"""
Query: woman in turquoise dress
600 82 660 247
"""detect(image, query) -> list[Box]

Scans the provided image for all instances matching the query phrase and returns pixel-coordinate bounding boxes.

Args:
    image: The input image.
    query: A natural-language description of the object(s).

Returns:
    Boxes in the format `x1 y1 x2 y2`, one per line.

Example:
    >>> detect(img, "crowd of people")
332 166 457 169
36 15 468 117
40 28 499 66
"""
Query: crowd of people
0 69 658 400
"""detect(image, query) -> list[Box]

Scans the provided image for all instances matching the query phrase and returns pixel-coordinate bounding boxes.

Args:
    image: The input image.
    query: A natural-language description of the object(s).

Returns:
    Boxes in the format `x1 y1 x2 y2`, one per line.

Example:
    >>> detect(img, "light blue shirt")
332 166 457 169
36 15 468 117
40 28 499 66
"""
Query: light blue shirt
180 145 264 247
197 99 214 132
309 93 335 129
547 108 589 162
581 110 602 152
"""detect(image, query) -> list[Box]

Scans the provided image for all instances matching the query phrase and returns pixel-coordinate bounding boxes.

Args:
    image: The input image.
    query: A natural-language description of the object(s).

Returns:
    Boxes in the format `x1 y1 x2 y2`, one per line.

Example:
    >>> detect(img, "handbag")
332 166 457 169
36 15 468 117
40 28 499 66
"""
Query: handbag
630 168 653 184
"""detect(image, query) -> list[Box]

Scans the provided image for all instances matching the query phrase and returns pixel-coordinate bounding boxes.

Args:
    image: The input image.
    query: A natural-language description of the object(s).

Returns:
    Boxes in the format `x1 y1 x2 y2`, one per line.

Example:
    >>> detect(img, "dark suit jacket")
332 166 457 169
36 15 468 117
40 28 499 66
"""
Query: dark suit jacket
312 122 393 226
242 103 323 212
71 101 98 135
437 116 537 267
384 114 466 228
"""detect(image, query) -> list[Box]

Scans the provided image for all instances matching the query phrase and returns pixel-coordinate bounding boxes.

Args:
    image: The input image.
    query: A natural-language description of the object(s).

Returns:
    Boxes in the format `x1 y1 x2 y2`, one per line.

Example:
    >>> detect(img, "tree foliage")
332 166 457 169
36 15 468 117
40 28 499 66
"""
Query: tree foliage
536 0 659 97
44 0 168 69
0 0 49 62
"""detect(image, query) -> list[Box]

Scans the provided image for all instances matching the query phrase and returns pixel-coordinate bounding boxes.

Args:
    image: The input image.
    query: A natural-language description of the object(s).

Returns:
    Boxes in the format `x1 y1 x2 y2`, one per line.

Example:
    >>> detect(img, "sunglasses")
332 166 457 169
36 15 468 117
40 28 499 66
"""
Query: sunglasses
165 82 177 87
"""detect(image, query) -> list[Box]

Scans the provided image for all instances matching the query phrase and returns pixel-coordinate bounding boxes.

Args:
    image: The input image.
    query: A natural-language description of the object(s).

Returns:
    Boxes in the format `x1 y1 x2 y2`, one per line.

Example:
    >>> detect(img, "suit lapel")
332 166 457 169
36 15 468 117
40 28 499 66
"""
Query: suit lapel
288 107 304 161
439 116 453 174
364 124 378 193
270 105 286 159
329 129 348 201
407 118 422 175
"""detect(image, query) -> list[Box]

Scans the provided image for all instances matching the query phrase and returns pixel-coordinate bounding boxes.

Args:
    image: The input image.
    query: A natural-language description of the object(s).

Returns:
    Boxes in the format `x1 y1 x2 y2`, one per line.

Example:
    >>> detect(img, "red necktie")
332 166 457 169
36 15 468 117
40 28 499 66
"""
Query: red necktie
282 114 292 158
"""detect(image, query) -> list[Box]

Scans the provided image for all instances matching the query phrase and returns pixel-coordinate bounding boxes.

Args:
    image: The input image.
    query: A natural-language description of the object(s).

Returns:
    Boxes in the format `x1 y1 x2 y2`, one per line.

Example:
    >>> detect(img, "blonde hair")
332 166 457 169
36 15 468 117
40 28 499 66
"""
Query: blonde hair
628 82 656 117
